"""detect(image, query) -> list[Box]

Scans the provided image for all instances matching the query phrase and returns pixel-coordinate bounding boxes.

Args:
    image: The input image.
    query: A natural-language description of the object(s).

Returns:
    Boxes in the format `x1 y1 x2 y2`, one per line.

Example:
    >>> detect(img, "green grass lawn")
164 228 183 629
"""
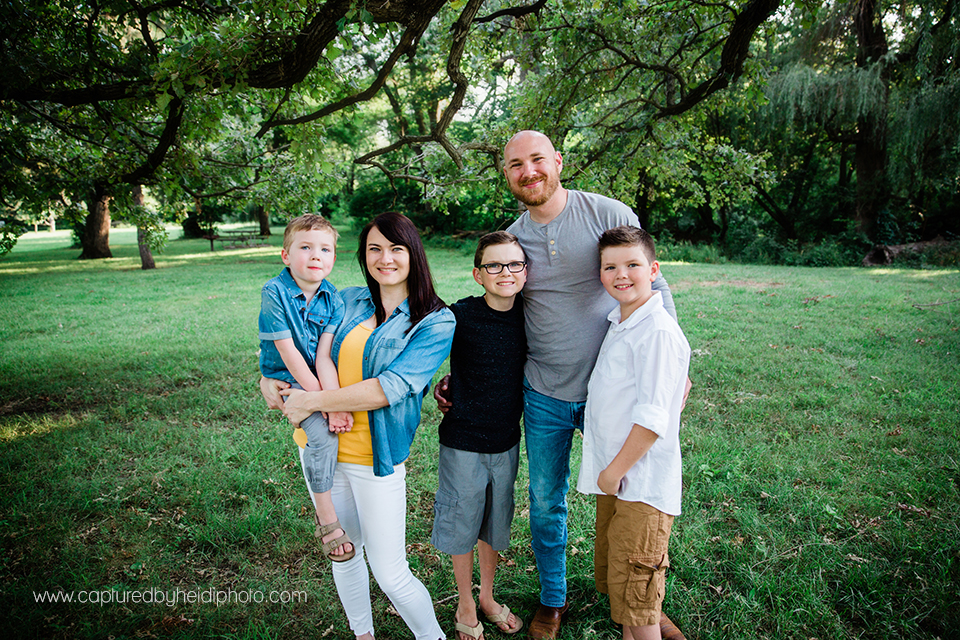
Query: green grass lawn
1 225 958 639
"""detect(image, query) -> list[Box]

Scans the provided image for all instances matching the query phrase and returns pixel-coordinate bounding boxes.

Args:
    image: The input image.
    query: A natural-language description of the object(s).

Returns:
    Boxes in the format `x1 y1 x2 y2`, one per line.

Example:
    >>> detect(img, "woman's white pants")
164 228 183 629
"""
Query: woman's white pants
301 452 443 640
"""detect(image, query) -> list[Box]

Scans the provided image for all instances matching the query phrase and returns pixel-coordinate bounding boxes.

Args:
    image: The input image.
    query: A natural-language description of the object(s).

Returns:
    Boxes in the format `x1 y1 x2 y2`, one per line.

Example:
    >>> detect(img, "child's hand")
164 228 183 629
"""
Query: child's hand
328 411 353 433
433 374 452 414
598 467 622 496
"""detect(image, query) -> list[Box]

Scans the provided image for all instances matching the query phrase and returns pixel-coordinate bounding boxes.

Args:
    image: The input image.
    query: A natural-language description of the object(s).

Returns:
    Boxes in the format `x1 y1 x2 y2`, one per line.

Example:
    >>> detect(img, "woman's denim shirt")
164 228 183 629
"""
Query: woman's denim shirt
332 286 455 477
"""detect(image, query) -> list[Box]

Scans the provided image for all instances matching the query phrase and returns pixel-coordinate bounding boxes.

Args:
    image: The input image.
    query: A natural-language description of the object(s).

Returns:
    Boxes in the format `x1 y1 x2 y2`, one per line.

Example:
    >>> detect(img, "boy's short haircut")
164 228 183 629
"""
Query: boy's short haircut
598 225 656 263
474 230 525 267
282 214 338 251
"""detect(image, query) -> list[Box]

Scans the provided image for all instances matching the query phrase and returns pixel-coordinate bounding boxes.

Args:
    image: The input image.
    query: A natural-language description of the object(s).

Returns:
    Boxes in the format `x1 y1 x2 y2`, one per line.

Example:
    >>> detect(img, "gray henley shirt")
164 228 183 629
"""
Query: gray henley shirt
507 189 677 402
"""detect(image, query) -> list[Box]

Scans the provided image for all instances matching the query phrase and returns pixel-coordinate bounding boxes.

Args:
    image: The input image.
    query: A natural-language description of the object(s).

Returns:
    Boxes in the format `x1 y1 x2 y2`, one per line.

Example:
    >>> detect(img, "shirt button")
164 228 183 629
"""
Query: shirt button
551 250 556 256
550 240 555 245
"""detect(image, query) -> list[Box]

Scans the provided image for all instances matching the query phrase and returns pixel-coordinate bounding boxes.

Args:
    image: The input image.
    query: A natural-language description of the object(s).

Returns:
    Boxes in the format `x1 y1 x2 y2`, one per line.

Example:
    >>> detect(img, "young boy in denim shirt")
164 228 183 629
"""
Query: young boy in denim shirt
259 214 354 561
431 231 527 640
577 226 690 640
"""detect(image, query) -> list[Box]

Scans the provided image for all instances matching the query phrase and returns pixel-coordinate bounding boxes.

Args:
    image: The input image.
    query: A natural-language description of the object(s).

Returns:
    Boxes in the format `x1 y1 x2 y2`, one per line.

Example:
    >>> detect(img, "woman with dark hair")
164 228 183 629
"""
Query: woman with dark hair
261 211 454 640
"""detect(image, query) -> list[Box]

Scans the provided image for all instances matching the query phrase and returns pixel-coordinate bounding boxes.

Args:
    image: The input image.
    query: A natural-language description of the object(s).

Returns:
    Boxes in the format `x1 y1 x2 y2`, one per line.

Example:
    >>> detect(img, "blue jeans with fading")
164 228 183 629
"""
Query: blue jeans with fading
288 382 337 494
523 378 585 608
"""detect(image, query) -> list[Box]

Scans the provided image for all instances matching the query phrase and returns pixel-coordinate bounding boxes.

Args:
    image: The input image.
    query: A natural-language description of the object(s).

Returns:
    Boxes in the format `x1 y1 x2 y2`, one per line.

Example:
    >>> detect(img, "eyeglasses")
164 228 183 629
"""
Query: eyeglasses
479 261 527 275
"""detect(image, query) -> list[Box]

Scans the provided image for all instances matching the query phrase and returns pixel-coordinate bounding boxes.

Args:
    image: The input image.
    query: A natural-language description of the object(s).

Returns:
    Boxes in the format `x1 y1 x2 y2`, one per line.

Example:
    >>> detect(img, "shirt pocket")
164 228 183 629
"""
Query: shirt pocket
306 308 335 333
595 347 629 380
376 337 407 358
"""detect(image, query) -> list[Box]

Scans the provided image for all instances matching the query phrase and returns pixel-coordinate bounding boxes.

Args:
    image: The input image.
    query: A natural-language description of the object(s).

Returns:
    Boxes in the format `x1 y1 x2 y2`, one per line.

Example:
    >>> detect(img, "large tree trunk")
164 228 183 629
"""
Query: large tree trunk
137 227 156 270
254 204 271 236
79 184 112 260
634 169 652 231
853 0 890 240
133 185 156 270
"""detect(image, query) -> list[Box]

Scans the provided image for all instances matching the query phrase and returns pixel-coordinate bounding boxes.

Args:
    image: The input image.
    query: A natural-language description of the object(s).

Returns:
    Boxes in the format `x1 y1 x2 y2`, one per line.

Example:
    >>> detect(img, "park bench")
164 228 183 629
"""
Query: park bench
202 228 271 251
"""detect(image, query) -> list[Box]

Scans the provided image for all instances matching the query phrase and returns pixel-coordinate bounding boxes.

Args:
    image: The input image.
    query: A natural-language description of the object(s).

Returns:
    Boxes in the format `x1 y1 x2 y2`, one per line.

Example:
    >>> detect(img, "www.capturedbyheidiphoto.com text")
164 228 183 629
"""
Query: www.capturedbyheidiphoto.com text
33 587 307 606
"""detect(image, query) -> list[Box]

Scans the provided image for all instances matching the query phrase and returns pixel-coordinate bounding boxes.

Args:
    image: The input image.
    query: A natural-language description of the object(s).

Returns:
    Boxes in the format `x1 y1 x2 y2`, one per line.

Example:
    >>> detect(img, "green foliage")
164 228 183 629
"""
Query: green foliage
655 236 729 264
747 0 960 244
0 217 27 255
346 176 514 235
348 179 426 226
4 0 958 274
888 240 960 269
730 234 873 268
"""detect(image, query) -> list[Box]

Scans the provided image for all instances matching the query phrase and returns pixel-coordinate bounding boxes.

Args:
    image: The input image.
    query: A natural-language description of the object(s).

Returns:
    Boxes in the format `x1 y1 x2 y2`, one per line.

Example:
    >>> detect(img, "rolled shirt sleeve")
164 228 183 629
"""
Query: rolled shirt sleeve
258 283 294 342
376 312 457 406
628 328 686 438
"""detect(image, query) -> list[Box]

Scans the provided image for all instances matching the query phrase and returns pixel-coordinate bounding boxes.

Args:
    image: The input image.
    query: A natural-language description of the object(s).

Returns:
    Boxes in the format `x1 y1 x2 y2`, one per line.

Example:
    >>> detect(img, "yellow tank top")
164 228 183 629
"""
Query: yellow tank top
336 323 374 465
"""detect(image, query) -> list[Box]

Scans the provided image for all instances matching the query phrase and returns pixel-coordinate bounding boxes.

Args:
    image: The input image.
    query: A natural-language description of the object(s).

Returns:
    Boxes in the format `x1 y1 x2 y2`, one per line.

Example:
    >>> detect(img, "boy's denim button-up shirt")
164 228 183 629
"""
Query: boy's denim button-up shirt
258 269 344 383
333 286 455 477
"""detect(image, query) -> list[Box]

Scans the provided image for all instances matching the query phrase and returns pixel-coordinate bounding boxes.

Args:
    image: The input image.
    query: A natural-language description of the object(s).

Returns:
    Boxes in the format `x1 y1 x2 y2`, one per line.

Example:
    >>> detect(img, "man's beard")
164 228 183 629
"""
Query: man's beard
510 172 560 207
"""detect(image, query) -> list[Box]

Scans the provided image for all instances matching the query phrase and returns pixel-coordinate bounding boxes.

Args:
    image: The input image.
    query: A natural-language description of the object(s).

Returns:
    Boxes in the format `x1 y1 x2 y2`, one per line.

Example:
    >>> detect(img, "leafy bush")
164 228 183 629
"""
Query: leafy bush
785 231 871 267
0 217 27 255
723 216 871 267
181 202 232 239
919 240 960 267
737 234 786 265
347 179 514 236
890 239 960 268
348 179 425 226
656 239 727 263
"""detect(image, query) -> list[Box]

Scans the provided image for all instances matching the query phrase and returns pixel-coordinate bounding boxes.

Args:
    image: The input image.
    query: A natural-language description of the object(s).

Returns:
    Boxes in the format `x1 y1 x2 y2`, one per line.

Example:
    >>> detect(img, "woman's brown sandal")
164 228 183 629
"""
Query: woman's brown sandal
314 517 356 562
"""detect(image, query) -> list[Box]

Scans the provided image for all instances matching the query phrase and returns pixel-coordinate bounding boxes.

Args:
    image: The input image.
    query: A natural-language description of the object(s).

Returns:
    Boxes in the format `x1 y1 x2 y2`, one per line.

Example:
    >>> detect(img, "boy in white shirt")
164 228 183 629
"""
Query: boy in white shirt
577 226 691 640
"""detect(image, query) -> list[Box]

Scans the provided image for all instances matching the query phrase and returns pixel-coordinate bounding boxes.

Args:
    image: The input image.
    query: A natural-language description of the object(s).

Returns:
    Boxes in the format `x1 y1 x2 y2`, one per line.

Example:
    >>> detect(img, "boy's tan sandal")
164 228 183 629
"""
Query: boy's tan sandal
485 605 523 634
314 518 356 562
454 618 484 640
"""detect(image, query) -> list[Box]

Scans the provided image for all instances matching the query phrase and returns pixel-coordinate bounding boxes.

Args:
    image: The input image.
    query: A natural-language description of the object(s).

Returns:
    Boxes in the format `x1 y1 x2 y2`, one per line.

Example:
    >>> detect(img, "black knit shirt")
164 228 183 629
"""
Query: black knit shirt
438 295 527 453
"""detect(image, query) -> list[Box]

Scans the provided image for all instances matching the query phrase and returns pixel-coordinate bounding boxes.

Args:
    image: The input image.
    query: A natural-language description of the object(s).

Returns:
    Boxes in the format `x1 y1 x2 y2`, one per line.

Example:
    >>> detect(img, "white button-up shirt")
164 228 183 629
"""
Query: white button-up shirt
576 292 690 515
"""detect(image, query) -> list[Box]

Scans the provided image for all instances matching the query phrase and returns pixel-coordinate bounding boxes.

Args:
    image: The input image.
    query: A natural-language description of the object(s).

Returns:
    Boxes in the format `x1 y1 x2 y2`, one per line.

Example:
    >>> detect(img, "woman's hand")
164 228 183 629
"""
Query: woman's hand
279 387 317 426
260 376 290 410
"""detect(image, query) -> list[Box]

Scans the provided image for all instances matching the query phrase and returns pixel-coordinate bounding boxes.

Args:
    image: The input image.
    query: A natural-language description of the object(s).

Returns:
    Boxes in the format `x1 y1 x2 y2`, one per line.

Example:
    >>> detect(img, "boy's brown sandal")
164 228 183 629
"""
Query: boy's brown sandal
314 517 355 562
660 612 686 640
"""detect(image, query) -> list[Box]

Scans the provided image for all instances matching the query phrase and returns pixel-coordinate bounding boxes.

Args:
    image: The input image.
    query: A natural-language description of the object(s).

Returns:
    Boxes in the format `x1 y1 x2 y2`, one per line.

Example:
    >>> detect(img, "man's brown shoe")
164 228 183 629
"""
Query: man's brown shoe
660 612 686 640
527 601 569 640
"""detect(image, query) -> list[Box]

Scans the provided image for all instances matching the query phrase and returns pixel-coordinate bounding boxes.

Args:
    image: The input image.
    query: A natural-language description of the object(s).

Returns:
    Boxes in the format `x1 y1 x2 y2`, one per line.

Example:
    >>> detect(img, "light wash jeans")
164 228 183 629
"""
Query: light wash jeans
289 382 337 494
522 379 585 608
300 453 443 640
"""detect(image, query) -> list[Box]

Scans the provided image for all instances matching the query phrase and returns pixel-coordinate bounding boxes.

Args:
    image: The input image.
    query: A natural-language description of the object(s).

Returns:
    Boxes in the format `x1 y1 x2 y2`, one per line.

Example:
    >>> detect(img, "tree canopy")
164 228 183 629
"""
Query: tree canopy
2 0 958 263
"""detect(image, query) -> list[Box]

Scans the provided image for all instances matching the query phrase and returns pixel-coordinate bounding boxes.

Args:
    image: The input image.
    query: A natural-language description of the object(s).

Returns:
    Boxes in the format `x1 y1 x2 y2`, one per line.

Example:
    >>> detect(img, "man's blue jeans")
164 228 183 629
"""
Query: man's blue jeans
523 379 585 608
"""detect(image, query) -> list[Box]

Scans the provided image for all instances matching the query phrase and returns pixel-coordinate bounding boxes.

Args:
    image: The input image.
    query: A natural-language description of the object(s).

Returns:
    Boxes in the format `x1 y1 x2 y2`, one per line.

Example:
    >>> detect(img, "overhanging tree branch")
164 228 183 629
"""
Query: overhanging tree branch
355 0 502 177
656 0 781 118
255 27 422 136
120 97 185 184
475 0 548 24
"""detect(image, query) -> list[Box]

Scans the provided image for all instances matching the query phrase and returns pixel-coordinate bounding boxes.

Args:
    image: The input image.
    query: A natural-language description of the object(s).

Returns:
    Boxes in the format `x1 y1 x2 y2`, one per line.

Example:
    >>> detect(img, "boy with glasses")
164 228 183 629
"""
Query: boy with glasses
431 231 528 640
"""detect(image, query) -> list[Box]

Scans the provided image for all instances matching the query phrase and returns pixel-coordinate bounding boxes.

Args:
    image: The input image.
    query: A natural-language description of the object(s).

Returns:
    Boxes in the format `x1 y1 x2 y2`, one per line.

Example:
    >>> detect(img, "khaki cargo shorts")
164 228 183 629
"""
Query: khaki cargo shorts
594 495 674 627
